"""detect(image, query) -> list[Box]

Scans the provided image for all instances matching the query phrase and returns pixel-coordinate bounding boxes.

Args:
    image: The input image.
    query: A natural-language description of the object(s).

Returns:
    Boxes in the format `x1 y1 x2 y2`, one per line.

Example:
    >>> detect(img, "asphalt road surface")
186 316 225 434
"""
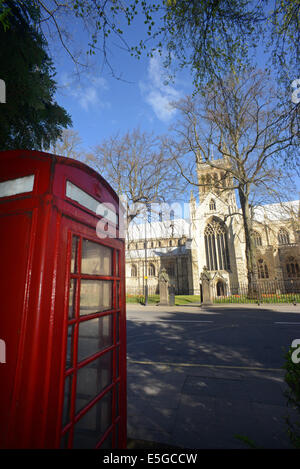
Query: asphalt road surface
126 303 300 449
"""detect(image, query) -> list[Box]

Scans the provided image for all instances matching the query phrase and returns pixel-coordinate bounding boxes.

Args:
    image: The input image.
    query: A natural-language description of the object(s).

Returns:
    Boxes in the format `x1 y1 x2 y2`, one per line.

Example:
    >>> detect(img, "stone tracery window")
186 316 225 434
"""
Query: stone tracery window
148 263 155 277
209 199 216 211
257 258 269 279
204 220 230 271
131 264 137 277
278 228 290 245
286 256 300 278
253 231 262 247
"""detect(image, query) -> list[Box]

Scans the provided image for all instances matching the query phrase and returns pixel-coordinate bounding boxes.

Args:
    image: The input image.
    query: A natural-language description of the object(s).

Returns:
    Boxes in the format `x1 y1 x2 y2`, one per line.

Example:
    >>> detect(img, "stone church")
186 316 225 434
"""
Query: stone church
125 159 300 298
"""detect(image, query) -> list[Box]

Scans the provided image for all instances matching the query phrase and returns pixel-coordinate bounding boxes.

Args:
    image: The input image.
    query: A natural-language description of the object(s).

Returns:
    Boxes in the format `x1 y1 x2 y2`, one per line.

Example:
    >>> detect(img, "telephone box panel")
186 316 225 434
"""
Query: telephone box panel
0 150 126 449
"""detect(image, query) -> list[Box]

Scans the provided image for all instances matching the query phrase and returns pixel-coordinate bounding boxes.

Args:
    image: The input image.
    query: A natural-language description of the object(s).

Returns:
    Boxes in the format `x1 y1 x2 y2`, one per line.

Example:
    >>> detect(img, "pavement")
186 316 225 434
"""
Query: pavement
126 303 300 449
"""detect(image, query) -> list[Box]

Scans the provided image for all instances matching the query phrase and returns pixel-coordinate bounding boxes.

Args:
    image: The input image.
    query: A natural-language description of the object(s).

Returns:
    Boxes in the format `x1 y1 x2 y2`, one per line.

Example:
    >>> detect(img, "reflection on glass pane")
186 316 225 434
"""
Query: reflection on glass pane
80 280 112 315
116 311 120 343
116 251 119 277
71 236 79 273
75 351 113 414
78 315 113 362
115 347 119 378
73 390 112 448
116 281 120 309
62 375 73 428
66 326 74 369
81 239 112 275
68 279 76 319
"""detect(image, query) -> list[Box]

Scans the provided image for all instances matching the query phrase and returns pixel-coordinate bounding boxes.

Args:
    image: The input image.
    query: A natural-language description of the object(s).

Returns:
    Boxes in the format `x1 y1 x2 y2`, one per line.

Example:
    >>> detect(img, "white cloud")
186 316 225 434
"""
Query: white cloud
139 52 181 123
59 73 110 111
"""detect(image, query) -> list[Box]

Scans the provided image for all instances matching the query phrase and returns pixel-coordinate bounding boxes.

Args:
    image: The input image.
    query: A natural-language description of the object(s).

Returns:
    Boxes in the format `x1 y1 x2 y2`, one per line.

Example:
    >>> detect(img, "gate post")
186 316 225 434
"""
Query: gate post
201 267 213 305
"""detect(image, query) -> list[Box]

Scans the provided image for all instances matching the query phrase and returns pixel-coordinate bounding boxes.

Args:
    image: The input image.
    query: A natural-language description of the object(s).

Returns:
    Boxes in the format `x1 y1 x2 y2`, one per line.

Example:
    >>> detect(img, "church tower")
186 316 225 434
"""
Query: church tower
196 154 237 210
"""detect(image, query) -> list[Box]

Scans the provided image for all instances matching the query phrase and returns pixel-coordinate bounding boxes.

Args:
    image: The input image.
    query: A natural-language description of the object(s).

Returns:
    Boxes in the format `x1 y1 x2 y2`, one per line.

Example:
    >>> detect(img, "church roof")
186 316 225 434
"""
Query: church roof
253 200 299 222
127 218 191 241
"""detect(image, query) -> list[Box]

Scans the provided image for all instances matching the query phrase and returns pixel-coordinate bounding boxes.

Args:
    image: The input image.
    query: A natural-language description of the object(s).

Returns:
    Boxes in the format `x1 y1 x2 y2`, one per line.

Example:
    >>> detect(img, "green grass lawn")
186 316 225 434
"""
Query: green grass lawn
214 294 300 304
126 294 201 305
126 293 300 305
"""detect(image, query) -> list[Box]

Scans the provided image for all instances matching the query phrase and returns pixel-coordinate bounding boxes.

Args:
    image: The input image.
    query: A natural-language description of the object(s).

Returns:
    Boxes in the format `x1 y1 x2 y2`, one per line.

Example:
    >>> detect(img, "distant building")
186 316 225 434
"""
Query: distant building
126 159 300 297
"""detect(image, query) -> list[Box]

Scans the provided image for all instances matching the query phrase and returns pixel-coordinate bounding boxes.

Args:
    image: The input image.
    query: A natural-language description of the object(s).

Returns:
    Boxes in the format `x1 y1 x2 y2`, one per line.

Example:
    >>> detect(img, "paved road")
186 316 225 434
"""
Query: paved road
126 303 300 449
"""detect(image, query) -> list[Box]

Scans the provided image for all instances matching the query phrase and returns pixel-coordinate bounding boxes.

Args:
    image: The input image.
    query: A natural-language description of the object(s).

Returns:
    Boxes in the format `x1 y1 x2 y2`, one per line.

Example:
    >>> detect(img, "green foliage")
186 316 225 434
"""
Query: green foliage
130 0 300 87
234 434 261 449
283 345 300 448
0 0 10 31
0 0 71 150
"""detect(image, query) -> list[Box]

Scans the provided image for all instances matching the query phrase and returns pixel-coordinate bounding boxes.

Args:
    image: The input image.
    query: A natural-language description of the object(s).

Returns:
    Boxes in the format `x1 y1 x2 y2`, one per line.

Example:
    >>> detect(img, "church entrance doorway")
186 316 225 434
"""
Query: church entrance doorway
216 280 226 296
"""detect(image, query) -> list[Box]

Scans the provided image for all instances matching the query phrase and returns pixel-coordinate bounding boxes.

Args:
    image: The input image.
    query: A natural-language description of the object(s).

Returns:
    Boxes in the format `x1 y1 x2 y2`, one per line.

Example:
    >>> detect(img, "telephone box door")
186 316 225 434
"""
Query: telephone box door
55 216 126 449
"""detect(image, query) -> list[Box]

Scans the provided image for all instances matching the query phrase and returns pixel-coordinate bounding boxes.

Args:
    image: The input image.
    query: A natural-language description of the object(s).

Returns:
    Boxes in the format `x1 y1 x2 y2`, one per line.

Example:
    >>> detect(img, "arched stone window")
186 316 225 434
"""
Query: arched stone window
253 231 262 247
209 199 216 211
148 263 155 277
278 228 290 245
286 256 300 278
257 259 269 279
204 220 230 271
131 264 137 277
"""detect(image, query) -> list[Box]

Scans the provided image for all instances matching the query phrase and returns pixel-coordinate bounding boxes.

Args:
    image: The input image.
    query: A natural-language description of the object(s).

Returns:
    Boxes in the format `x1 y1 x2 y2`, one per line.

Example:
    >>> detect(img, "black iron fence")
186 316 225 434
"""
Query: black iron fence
212 279 300 304
126 279 300 304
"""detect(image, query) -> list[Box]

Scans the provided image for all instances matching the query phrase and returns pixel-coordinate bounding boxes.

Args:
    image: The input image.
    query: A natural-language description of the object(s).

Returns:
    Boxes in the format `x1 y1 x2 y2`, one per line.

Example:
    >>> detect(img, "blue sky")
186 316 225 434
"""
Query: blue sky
49 13 299 202
52 17 194 153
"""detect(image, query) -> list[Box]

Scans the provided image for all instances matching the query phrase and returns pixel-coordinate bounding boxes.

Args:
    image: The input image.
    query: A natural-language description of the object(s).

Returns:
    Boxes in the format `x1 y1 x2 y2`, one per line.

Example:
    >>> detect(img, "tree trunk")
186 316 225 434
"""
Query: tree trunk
238 186 258 297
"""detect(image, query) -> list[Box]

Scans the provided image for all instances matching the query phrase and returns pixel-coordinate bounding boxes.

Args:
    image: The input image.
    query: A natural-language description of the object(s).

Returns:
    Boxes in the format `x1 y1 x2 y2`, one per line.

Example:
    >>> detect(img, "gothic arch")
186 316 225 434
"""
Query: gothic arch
209 198 216 211
286 256 300 278
253 230 262 247
131 264 137 277
204 218 230 271
257 258 269 279
278 228 290 245
148 263 156 277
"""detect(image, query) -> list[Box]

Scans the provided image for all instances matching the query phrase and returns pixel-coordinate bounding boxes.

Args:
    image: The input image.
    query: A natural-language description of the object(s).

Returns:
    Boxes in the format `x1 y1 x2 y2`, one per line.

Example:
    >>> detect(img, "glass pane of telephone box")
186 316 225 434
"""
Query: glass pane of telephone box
81 239 112 275
71 236 79 273
62 374 73 427
75 351 113 413
77 315 113 362
68 279 76 319
73 390 113 448
80 280 112 315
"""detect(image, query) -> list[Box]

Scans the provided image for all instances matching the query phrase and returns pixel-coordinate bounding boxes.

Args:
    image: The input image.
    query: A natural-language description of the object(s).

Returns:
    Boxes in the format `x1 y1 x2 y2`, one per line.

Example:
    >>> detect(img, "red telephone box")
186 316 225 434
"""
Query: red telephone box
0 150 126 449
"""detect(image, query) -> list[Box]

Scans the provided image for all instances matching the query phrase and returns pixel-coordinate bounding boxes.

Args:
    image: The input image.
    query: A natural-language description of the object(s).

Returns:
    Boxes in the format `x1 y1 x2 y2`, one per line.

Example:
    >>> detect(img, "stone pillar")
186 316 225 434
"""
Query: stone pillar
158 268 170 305
159 281 169 305
201 267 213 305
169 284 175 306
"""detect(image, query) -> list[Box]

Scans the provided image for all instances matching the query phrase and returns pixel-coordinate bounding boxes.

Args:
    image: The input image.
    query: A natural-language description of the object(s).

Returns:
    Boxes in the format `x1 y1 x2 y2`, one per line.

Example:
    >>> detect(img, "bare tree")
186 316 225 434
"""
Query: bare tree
50 128 83 159
91 128 187 227
167 70 298 290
